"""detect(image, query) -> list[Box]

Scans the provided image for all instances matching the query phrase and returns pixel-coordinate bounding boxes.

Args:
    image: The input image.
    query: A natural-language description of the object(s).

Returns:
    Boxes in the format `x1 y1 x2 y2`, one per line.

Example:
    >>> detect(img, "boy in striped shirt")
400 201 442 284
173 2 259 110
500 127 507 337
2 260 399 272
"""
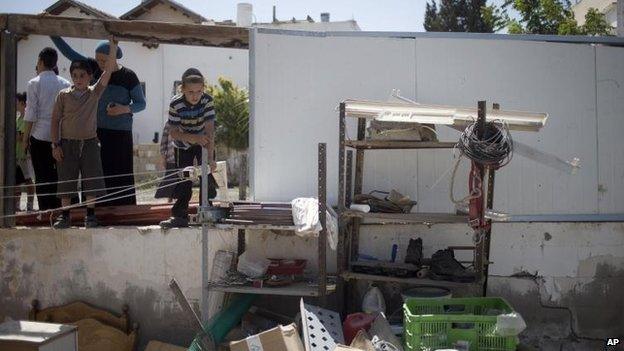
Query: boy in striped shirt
160 68 217 228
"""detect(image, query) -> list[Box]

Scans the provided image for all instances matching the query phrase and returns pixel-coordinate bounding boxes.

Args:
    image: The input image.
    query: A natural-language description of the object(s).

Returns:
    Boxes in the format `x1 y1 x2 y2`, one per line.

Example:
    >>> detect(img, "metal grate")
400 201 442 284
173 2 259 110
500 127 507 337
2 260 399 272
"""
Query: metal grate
300 299 344 351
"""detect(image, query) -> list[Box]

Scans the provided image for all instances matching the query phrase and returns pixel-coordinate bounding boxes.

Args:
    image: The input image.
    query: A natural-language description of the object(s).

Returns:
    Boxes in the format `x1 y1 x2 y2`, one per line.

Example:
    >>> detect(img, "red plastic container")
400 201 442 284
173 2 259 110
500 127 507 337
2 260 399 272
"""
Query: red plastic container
343 312 375 345
266 259 307 275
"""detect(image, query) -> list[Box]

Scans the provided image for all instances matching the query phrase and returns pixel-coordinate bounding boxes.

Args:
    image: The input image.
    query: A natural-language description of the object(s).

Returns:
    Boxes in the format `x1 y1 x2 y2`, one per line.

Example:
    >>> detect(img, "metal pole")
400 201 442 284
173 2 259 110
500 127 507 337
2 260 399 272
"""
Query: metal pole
0 32 17 227
345 150 353 207
338 103 346 210
474 100 487 282
201 147 209 321
237 154 246 256
350 118 366 267
482 103 499 295
318 143 327 307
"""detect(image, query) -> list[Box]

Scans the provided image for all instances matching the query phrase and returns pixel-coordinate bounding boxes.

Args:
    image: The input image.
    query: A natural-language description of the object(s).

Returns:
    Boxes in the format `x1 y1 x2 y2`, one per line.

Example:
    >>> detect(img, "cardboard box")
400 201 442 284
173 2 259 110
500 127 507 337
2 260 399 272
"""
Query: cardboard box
229 324 304 351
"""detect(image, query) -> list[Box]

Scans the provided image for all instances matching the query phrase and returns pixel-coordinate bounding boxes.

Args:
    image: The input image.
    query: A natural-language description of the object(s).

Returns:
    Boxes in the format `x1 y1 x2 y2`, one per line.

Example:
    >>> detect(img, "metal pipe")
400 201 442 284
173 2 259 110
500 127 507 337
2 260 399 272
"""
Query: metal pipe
343 99 547 131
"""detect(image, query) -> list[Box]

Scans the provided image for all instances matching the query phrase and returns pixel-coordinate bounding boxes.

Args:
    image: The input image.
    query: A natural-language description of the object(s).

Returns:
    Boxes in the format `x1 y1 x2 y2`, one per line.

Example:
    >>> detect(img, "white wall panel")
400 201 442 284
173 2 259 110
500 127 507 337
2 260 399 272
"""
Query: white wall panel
252 32 416 203
596 46 624 213
415 38 598 215
251 33 611 216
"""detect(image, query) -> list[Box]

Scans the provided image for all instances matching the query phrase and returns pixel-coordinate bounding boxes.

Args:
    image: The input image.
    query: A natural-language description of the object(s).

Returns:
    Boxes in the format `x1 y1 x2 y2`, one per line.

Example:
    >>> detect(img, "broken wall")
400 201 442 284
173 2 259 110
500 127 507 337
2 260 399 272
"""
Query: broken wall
0 227 235 349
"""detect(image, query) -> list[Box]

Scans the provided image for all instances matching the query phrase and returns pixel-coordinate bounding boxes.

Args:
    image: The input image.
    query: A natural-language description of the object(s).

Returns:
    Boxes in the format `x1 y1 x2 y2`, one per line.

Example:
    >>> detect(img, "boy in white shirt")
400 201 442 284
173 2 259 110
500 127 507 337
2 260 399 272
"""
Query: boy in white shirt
22 47 70 210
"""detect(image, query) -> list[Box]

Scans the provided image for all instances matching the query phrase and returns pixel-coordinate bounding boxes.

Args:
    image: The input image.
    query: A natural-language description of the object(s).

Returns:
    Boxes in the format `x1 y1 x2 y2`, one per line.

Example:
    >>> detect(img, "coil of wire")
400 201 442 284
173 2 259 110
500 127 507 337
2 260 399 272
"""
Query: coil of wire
457 121 513 169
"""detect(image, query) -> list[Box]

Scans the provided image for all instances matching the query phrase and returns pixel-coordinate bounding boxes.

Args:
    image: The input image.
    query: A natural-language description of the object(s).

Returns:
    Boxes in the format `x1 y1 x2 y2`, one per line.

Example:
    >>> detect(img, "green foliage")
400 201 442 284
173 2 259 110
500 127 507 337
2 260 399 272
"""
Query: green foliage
507 19 525 33
206 77 249 150
424 0 507 33
581 8 613 35
558 17 582 35
482 4 509 32
504 0 613 35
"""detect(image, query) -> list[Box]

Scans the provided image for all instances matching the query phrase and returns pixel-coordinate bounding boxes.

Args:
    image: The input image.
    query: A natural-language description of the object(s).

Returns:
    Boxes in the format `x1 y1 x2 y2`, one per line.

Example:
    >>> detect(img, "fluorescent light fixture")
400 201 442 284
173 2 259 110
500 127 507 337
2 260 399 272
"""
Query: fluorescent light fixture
343 99 548 132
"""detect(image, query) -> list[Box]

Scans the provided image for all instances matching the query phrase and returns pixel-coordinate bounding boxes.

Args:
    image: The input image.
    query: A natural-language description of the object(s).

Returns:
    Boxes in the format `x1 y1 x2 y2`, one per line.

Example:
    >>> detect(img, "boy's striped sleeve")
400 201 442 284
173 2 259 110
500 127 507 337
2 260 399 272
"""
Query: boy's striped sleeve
168 100 182 125
202 96 216 121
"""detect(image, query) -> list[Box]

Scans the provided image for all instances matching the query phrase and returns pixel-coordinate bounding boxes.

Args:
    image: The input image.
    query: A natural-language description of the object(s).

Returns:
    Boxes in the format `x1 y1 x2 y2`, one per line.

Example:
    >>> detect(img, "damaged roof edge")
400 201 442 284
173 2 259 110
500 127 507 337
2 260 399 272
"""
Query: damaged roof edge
254 27 624 47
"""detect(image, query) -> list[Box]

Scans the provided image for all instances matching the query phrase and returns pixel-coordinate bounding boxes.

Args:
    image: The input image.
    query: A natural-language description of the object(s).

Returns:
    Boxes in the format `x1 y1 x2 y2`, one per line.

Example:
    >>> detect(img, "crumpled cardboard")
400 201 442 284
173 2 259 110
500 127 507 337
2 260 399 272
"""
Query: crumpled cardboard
229 324 304 351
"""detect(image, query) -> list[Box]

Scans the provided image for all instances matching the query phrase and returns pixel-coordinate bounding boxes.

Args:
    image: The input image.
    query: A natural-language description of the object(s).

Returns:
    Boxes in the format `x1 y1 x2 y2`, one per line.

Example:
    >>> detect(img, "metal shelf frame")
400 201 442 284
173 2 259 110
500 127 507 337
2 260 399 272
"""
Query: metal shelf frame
204 143 332 304
336 100 499 311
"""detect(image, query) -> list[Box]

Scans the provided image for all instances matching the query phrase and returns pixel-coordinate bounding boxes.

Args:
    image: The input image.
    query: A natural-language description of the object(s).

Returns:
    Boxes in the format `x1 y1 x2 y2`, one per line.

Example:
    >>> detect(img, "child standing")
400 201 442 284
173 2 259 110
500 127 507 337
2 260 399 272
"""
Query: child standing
160 68 217 228
23 47 71 211
50 37 118 229
15 92 35 212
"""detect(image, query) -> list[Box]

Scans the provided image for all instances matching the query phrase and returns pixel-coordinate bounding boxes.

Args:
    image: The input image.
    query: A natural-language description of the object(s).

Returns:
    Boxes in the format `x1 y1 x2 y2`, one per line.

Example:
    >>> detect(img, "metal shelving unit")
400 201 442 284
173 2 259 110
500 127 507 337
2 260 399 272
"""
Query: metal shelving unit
205 143 333 305
336 100 495 309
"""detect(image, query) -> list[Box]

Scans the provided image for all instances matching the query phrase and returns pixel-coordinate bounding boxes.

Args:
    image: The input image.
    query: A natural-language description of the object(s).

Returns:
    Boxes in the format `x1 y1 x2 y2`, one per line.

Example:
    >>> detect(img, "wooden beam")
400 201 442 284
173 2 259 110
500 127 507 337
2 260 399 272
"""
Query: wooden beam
0 14 7 31
4 14 248 48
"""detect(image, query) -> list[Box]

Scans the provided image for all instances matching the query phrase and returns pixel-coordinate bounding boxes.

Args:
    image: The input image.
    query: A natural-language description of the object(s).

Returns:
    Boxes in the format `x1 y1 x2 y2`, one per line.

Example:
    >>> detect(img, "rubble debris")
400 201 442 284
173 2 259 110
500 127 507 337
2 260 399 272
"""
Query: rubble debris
229 324 304 351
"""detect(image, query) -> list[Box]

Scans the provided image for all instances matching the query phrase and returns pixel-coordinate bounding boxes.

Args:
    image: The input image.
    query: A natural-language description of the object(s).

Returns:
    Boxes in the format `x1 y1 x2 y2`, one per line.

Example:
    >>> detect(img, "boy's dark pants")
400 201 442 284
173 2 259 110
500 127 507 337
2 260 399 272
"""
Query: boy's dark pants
172 145 216 219
29 136 61 210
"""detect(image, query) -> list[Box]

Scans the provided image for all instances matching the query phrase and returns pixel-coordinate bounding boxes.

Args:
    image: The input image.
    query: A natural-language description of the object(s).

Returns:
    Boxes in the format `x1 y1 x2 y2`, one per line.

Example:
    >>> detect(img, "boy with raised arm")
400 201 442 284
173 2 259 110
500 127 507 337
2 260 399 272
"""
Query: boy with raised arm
50 37 118 229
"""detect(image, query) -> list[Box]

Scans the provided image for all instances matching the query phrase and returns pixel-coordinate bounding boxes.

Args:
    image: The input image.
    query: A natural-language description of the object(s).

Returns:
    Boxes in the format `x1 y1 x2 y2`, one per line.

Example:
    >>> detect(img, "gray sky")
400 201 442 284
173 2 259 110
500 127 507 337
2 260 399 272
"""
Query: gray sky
0 0 505 32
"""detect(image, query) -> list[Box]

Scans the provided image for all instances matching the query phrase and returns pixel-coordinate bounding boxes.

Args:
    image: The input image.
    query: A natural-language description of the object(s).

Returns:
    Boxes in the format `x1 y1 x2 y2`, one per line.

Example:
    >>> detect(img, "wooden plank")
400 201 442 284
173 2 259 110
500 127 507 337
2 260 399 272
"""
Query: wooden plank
343 210 468 224
341 271 478 288
0 14 7 31
345 140 456 150
5 14 248 48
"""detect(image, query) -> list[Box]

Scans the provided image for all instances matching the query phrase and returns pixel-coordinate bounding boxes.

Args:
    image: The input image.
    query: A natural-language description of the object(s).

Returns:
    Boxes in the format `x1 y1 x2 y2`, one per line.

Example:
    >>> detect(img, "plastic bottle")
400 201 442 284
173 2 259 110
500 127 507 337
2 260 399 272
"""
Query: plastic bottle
362 286 386 314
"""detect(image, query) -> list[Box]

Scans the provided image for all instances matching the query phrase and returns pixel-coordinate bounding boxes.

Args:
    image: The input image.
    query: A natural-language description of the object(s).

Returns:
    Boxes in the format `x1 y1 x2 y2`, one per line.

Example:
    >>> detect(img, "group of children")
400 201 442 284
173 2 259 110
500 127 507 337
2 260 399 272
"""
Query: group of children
21 37 217 229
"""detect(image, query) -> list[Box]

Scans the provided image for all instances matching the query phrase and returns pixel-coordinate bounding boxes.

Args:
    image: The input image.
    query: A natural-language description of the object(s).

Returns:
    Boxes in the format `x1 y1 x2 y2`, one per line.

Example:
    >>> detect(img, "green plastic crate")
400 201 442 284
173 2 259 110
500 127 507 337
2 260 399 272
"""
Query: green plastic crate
403 297 520 351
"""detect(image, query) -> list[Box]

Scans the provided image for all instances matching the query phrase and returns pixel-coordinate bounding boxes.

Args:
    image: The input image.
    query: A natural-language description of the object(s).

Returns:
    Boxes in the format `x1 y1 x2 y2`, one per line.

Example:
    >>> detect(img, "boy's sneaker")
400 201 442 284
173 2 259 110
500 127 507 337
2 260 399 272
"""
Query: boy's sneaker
160 217 189 228
85 215 99 228
53 215 71 229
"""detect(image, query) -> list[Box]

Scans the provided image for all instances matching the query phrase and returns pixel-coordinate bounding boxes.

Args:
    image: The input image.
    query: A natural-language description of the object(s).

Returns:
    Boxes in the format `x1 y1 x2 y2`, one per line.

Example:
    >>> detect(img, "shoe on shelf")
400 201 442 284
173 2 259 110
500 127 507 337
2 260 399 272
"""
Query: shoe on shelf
405 238 423 266
85 215 99 228
430 248 476 283
159 217 189 228
53 215 71 229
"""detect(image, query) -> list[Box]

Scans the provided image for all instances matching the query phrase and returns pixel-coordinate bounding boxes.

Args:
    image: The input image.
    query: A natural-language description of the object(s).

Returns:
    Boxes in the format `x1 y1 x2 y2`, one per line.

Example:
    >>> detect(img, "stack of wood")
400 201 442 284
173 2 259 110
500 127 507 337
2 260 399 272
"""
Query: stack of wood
223 202 294 226
15 203 198 227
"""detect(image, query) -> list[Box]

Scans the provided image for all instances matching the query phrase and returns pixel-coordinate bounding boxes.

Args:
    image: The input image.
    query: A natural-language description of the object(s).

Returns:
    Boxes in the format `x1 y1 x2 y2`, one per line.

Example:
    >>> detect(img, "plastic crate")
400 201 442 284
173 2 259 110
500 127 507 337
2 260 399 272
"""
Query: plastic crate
403 297 519 351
